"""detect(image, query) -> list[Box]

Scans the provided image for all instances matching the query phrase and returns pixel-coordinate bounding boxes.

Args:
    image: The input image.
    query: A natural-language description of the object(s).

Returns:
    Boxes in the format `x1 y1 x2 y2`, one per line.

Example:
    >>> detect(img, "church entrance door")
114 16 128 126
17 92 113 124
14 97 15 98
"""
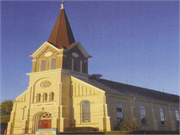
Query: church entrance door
40 112 52 129
41 119 51 129
34 112 52 133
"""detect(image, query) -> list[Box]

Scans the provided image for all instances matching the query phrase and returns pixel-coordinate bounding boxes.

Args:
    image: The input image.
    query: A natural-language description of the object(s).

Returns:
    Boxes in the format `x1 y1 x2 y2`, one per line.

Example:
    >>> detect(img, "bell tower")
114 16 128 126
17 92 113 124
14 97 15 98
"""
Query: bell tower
30 2 91 74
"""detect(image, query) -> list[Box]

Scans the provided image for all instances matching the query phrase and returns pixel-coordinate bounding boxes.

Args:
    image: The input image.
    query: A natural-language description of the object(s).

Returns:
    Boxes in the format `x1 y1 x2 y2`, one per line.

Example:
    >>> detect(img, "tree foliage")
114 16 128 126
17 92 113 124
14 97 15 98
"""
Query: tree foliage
120 122 140 132
0 100 13 123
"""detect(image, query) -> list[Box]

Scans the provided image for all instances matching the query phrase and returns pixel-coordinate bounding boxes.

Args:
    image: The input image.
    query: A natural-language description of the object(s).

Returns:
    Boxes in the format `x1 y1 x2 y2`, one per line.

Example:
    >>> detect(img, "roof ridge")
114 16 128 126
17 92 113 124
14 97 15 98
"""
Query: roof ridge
70 76 179 103
96 78 178 96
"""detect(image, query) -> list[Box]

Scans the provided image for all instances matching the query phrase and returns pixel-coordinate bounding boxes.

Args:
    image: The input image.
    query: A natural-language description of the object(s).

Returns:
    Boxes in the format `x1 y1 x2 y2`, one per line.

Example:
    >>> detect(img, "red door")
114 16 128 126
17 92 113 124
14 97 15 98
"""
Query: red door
41 119 51 129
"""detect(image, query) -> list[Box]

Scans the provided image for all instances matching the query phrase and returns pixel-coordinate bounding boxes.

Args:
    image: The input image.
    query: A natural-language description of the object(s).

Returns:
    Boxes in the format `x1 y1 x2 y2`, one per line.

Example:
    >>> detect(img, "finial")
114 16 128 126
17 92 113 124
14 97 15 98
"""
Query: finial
61 0 65 9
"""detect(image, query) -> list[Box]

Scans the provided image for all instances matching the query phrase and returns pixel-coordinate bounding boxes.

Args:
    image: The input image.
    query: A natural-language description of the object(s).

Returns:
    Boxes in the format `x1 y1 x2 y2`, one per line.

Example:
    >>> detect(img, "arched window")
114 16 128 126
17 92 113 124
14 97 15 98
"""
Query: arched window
49 92 54 101
43 93 47 102
41 112 52 119
82 100 90 123
116 102 123 125
36 93 41 102
159 108 165 125
140 105 147 125
50 58 56 70
40 60 46 71
175 110 179 126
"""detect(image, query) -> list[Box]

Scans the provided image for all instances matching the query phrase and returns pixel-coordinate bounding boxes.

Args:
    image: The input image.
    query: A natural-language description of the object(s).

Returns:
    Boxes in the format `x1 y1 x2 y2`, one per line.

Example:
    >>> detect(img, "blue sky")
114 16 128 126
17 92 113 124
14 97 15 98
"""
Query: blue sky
1 1 179 102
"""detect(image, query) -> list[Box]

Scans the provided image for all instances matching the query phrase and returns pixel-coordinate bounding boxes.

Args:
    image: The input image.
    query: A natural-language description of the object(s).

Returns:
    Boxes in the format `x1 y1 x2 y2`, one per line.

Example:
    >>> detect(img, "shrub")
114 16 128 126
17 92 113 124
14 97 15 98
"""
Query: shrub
119 122 139 132
64 127 98 132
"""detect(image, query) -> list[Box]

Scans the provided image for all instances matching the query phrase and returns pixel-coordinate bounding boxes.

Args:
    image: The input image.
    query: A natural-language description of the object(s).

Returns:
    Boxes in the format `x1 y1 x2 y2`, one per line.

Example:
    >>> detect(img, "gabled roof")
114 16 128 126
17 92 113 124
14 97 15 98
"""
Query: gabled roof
66 42 92 58
48 4 75 49
29 41 61 57
74 76 179 103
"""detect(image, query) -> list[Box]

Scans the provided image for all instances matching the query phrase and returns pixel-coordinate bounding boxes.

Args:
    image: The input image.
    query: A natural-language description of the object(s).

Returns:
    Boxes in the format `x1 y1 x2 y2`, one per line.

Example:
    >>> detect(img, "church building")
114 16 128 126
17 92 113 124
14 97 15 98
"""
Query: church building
7 3 179 134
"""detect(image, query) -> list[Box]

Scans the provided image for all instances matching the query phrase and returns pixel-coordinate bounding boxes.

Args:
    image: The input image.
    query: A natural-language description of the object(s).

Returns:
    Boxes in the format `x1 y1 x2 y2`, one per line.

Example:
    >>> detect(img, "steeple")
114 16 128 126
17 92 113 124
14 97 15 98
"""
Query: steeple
48 2 75 49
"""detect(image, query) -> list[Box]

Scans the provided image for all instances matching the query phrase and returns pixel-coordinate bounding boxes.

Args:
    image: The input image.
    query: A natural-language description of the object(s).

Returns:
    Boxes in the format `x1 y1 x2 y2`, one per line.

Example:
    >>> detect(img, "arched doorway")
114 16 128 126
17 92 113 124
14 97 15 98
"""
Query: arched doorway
40 112 52 129
33 112 52 132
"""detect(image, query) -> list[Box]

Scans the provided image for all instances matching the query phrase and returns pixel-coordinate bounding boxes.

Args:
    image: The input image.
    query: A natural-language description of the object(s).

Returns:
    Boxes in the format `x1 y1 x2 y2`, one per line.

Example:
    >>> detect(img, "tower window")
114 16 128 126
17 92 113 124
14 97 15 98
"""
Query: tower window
74 58 80 72
80 60 82 73
50 58 56 70
66 57 72 70
49 92 54 101
159 108 165 125
36 93 41 102
43 93 47 102
116 102 123 125
140 105 147 125
40 60 46 71
82 100 90 123
82 61 88 74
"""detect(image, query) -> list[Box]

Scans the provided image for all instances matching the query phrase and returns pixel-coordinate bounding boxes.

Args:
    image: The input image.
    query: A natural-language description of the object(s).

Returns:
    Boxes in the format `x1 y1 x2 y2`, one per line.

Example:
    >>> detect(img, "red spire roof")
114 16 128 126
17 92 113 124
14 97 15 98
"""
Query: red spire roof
48 4 76 49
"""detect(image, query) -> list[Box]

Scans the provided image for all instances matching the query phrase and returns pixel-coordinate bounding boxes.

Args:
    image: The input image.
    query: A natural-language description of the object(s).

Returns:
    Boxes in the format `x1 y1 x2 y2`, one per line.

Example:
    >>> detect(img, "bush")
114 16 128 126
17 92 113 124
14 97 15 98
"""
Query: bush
119 122 139 132
64 127 98 132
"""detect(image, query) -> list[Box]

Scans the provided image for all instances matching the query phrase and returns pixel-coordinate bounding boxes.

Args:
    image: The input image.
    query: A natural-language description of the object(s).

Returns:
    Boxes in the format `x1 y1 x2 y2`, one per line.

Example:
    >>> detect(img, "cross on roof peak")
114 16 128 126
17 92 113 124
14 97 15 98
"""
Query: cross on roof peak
61 0 65 9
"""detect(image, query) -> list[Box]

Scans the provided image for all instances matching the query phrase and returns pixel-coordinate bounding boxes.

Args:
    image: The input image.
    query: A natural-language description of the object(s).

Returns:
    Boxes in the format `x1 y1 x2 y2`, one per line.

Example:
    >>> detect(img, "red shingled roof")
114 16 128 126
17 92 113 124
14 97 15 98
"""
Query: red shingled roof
48 8 75 49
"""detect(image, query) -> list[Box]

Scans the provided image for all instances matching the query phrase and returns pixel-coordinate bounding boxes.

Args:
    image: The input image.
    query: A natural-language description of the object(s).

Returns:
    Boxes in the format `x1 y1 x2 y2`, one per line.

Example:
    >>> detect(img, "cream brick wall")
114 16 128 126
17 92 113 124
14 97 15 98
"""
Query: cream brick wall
106 93 179 131
70 76 110 131
7 69 72 134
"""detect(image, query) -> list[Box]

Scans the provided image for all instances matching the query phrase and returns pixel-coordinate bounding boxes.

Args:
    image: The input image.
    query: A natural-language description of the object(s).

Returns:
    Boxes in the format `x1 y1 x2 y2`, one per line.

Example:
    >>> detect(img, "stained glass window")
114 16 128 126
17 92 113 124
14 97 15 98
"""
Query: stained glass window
159 108 165 125
140 105 147 125
82 100 90 123
117 102 123 125
175 110 179 126
41 113 52 119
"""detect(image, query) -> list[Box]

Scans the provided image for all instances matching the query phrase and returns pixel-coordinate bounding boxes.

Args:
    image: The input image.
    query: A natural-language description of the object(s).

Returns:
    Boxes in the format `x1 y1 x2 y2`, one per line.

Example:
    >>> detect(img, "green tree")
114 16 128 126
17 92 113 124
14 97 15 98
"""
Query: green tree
0 100 13 123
